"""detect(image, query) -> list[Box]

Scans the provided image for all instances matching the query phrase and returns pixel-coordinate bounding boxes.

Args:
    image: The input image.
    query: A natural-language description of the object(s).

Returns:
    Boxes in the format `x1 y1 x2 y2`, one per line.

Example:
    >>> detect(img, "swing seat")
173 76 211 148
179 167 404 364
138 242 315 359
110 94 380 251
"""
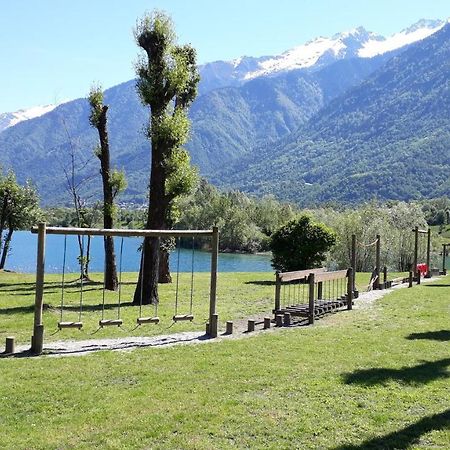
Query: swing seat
99 319 123 327
137 316 160 325
58 321 83 330
173 314 194 322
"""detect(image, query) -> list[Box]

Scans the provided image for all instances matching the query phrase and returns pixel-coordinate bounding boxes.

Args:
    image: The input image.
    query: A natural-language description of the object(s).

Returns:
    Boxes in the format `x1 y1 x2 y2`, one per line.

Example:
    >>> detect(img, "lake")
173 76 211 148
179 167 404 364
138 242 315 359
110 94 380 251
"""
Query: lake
5 231 273 274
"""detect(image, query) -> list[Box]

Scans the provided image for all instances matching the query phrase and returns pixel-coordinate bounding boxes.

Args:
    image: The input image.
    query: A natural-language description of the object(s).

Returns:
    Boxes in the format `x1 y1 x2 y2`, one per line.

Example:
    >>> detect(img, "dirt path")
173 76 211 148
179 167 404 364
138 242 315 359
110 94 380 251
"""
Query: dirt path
8 276 440 357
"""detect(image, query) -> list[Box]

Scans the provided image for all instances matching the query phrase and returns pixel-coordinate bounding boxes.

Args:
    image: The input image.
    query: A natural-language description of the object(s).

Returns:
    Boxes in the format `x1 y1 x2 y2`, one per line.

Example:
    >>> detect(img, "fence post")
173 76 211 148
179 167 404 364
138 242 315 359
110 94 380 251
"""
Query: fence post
31 222 46 354
209 226 219 338
408 270 413 288
351 234 356 291
426 229 431 278
413 226 419 279
347 268 353 310
274 272 281 312
443 244 447 276
308 273 315 325
374 235 381 290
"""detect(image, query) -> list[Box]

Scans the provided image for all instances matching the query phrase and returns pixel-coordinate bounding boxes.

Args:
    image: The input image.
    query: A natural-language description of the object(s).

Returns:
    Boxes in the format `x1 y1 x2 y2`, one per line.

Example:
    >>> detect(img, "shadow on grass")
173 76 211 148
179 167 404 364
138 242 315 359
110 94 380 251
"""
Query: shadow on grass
424 284 450 287
244 280 276 286
334 409 450 449
343 358 450 386
407 330 450 341
0 302 137 315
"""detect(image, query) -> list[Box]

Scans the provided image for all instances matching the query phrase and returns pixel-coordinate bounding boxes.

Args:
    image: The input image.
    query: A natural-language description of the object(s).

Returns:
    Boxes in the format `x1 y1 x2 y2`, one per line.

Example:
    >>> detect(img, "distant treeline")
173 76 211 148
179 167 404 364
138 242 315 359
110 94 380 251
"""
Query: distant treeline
44 183 449 269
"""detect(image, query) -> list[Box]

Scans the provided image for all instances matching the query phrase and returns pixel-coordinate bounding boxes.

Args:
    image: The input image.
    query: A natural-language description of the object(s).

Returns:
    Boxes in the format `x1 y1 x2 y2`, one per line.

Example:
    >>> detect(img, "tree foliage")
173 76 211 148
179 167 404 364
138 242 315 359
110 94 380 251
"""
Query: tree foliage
270 216 336 272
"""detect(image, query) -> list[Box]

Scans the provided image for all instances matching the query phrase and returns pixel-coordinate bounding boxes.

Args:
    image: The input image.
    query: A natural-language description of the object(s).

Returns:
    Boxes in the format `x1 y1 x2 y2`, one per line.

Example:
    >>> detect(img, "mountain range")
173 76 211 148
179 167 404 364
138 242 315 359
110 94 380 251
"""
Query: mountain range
0 18 448 206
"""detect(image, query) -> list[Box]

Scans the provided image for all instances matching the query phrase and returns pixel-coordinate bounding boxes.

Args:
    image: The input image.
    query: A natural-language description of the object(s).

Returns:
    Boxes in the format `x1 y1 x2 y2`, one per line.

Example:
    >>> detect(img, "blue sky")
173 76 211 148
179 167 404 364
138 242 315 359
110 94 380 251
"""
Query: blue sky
1 0 449 112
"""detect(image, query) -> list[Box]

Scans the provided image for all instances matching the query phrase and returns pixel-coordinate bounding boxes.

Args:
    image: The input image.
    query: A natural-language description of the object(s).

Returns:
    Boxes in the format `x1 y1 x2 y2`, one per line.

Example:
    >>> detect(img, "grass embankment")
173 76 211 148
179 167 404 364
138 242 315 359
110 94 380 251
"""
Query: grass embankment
0 272 449 449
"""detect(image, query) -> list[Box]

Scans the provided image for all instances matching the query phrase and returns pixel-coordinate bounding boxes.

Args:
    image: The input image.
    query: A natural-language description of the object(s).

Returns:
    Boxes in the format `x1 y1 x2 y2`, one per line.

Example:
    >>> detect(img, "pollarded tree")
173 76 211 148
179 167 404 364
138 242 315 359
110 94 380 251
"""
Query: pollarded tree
270 215 336 272
133 11 200 305
88 85 126 290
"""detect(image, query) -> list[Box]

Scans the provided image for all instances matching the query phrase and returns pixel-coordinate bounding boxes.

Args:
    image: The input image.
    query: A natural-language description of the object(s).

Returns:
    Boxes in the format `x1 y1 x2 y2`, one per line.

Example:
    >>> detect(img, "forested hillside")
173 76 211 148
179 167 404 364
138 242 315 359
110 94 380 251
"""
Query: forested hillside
214 24 450 204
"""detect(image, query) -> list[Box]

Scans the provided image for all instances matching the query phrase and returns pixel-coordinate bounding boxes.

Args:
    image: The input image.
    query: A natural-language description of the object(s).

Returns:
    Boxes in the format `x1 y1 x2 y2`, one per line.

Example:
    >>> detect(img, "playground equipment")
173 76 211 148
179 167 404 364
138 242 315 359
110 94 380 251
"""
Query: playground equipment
351 234 391 291
30 224 219 355
412 226 431 279
273 267 354 325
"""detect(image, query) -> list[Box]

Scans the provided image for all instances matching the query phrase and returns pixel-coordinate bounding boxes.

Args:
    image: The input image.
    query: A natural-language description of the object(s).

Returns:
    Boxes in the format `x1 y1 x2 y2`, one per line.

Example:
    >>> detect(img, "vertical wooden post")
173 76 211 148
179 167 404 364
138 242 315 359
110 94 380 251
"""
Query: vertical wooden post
417 270 421 285
351 234 356 291
274 272 281 312
408 270 413 288
308 273 315 325
383 266 387 287
374 234 381 290
225 321 233 335
5 337 15 354
275 314 283 327
247 320 255 332
317 281 323 300
209 226 219 338
283 312 291 326
347 268 353 310
413 226 419 278
32 222 46 354
426 229 431 278
443 244 447 276
264 317 271 329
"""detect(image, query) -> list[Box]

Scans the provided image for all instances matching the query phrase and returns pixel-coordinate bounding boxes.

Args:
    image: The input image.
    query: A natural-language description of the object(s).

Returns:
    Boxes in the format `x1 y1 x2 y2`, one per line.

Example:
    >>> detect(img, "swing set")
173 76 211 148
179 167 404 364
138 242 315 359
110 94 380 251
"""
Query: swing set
30 224 219 355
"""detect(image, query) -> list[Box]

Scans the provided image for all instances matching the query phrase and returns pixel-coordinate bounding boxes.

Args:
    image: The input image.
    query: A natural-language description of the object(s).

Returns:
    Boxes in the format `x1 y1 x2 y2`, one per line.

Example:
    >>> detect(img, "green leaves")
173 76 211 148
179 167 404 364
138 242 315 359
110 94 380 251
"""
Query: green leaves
270 215 336 271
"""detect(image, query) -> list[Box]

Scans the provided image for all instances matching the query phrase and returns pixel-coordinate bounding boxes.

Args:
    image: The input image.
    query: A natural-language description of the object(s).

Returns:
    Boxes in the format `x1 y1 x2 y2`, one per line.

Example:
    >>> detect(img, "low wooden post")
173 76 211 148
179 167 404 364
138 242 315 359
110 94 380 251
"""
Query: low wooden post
351 234 357 291
210 314 218 338
247 320 255 332
408 270 413 288
31 222 46 355
5 337 15 354
426 229 431 278
225 321 233 335
264 317 271 329
274 272 281 312
383 266 387 288
275 314 283 327
374 235 381 290
347 268 353 310
413 226 419 279
417 270 421 285
308 273 315 325
283 312 291 326
209 226 219 338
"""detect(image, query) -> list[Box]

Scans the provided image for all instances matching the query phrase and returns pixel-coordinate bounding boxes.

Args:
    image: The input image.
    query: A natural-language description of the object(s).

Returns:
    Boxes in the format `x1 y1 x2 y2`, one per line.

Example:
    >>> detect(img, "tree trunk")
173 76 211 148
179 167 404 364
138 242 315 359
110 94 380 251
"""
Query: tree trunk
158 249 172 283
0 227 13 270
97 105 118 291
133 126 167 305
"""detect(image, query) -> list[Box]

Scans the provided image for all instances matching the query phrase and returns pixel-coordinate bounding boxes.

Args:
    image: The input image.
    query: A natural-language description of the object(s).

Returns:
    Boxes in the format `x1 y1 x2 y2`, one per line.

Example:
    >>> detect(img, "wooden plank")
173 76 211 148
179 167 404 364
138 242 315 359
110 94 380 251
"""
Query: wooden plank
279 267 325 282
315 270 348 283
31 226 214 238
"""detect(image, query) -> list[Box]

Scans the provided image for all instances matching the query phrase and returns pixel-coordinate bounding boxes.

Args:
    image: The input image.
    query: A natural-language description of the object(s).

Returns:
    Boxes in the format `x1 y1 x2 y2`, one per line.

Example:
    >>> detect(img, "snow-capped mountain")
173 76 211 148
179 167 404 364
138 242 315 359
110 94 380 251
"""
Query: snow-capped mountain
0 104 58 134
199 19 446 87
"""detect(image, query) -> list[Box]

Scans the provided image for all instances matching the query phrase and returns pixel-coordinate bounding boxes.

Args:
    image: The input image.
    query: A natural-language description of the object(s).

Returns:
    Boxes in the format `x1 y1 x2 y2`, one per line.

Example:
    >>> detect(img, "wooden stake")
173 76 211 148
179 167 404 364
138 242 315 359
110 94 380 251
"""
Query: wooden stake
375 235 381 290
275 314 283 327
247 320 255 332
426 229 431 278
225 321 233 335
347 268 353 310
308 273 315 325
413 226 419 278
264 317 271 329
274 272 281 311
351 234 356 291
283 312 291 326
5 337 15 354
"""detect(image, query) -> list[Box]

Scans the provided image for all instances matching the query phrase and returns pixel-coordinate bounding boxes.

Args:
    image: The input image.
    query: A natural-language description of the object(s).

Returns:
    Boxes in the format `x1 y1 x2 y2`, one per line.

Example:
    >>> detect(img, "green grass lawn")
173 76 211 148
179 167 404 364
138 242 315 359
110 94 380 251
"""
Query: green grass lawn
0 271 448 449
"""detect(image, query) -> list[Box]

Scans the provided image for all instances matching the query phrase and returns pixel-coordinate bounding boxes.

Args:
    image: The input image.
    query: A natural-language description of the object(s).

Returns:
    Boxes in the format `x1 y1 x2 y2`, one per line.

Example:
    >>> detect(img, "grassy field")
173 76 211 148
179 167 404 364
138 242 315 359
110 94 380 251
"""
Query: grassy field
0 271 448 448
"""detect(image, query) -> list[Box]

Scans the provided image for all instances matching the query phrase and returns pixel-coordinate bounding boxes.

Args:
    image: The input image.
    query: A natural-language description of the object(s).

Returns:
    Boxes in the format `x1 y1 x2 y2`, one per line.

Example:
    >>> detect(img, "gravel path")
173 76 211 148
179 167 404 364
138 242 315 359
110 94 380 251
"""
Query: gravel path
6 276 440 358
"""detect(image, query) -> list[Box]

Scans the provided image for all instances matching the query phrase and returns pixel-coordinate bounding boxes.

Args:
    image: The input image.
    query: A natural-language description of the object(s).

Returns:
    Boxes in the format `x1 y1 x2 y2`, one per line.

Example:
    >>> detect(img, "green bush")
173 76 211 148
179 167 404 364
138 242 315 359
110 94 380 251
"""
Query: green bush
270 215 336 272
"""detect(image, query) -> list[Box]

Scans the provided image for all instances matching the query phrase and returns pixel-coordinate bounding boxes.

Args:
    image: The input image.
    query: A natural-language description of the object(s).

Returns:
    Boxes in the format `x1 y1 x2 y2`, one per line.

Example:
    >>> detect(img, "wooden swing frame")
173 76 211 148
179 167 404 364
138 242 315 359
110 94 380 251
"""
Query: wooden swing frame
30 224 219 355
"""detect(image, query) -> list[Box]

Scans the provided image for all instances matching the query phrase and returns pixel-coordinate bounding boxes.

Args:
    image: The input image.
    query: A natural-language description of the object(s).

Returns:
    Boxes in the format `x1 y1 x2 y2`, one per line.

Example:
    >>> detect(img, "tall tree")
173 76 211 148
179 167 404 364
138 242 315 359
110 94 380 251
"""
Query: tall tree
133 11 199 305
88 85 126 290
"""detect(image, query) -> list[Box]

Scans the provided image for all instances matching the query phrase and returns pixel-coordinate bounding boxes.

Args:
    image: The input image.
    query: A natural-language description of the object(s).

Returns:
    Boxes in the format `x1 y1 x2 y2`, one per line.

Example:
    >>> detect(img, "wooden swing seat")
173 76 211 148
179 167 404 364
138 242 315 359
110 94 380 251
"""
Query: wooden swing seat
137 316 160 325
99 319 123 327
58 321 83 330
173 314 194 322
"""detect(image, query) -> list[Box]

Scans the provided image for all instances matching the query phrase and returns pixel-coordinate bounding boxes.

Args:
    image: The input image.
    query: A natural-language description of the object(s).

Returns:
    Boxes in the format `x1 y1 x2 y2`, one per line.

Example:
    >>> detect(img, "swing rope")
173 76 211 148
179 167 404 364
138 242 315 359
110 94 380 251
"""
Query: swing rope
189 236 195 315
174 237 181 317
60 234 67 323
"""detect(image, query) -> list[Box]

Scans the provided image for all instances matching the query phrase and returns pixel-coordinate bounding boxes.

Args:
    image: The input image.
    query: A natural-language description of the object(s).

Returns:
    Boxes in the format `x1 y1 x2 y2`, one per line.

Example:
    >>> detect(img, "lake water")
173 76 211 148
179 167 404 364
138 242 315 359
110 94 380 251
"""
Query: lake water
6 231 273 274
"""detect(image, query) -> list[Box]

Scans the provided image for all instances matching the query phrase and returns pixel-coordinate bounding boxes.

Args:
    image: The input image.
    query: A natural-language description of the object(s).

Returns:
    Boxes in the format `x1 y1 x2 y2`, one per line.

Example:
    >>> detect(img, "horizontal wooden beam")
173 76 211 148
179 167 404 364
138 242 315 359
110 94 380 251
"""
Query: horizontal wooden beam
31 226 215 238
278 267 325 282
314 270 348 283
